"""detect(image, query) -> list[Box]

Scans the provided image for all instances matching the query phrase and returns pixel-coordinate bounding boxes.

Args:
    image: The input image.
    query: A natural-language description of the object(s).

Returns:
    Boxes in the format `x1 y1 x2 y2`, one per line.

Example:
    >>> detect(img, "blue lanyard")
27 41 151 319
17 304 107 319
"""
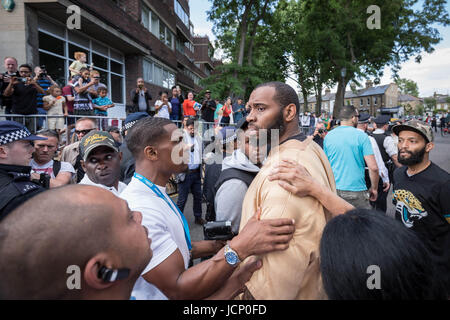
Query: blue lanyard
133 173 192 250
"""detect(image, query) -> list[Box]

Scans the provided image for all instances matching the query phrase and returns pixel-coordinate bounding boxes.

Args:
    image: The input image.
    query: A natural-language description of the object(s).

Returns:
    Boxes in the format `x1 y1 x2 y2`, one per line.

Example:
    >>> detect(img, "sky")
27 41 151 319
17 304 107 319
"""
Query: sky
189 0 450 98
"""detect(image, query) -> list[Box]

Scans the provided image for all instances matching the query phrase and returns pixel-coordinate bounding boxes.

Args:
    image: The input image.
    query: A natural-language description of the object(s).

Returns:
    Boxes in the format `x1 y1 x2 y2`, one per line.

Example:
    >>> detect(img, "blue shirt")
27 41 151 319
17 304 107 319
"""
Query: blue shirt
92 96 113 116
170 97 181 120
324 126 374 191
36 78 52 108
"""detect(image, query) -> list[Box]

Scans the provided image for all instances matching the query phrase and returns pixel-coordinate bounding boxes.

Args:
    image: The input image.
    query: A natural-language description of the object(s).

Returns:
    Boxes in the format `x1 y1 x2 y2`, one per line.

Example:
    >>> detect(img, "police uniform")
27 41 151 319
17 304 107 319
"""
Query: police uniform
0 121 47 220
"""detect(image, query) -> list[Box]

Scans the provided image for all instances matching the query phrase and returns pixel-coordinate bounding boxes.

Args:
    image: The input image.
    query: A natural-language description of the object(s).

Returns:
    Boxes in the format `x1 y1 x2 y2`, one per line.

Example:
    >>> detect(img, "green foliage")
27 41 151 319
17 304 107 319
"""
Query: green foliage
415 104 425 115
424 97 437 109
395 78 420 97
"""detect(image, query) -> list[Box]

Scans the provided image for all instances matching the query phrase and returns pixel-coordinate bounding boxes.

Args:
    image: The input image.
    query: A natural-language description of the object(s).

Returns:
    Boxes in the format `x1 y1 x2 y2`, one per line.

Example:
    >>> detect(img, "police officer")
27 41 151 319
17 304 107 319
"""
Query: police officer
0 120 47 220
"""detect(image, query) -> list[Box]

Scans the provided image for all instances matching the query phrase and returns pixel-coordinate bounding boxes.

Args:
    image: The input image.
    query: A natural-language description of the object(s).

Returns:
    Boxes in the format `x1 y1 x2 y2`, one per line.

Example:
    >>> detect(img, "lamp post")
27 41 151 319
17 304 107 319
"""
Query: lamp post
341 67 347 107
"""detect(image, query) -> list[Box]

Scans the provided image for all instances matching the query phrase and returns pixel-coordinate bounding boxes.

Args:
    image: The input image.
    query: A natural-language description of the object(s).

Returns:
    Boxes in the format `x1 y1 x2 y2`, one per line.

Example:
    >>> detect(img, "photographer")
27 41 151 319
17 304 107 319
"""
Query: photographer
130 78 153 115
0 57 20 115
34 66 57 130
3 64 45 132
312 122 327 149
30 129 74 189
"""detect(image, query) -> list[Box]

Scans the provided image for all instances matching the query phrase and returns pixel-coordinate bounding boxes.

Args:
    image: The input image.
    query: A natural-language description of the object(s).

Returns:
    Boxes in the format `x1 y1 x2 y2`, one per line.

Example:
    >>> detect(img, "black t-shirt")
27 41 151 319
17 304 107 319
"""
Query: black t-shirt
201 99 216 123
393 162 450 286
0 72 19 108
11 82 38 115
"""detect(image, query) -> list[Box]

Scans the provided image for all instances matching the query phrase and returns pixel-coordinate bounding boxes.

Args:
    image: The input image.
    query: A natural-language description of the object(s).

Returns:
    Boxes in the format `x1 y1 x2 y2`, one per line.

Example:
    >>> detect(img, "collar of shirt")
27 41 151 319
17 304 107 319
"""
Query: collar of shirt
79 174 126 196
373 129 385 134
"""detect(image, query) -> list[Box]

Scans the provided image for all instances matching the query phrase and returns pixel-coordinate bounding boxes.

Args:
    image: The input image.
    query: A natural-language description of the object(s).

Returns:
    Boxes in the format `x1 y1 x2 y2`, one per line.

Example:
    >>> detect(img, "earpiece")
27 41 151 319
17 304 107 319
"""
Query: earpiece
98 266 130 283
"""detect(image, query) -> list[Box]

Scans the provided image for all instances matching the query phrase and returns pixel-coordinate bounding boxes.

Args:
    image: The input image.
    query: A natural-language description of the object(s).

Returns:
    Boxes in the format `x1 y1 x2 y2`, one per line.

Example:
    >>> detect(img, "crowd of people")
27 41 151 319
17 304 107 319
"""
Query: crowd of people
0 56 449 300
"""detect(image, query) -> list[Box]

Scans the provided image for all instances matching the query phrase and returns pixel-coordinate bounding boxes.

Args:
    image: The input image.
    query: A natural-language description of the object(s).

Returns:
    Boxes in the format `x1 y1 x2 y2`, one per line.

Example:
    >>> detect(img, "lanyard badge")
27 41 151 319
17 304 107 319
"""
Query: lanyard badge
133 173 192 250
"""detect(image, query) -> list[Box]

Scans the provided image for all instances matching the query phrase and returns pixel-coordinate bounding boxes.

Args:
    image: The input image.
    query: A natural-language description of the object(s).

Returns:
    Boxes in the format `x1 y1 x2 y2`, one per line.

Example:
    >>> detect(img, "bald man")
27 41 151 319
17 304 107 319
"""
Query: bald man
130 78 152 115
0 185 152 299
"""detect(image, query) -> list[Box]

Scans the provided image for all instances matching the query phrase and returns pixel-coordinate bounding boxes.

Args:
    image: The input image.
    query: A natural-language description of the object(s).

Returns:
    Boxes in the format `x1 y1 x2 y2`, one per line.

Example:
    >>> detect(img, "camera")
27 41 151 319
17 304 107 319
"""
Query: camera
31 173 51 189
318 129 324 134
20 77 28 84
203 221 235 241
39 65 47 78
190 145 195 153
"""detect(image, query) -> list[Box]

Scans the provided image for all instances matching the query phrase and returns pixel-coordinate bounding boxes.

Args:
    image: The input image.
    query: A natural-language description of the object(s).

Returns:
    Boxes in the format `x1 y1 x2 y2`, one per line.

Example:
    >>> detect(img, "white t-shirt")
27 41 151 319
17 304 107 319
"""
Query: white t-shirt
79 174 127 197
155 100 171 119
30 159 75 179
120 176 190 300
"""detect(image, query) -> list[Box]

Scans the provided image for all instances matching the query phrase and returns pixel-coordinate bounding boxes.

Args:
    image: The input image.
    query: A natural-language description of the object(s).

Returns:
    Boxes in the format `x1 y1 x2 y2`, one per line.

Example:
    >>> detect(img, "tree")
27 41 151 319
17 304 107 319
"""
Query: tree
207 0 285 99
395 78 420 97
424 97 437 110
296 0 450 117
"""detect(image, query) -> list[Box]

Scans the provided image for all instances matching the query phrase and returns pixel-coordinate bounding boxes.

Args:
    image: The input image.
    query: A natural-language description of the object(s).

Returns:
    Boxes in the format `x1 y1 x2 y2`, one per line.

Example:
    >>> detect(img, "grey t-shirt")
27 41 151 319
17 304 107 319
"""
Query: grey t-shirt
138 90 147 112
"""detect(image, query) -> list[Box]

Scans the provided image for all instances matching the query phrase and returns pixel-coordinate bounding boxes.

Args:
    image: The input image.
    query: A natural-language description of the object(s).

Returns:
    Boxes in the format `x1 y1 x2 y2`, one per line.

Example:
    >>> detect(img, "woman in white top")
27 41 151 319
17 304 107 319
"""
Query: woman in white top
154 91 172 119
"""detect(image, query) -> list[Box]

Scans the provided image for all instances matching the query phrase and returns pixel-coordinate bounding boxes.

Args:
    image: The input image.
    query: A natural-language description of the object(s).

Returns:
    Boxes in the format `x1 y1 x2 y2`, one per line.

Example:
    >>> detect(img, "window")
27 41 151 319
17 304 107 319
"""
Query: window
360 99 364 106
39 32 64 56
367 97 371 105
151 11 159 36
142 4 173 50
38 26 125 108
143 59 175 89
374 97 378 105
175 0 189 28
141 5 149 29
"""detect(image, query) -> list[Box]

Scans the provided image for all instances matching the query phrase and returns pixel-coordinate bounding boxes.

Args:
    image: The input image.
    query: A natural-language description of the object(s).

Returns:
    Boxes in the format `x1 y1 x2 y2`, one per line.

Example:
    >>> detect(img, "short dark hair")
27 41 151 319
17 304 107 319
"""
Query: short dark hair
320 209 447 299
159 91 169 97
171 86 177 91
339 105 357 121
106 126 120 134
186 118 195 127
79 67 89 74
126 117 173 159
36 129 59 141
18 64 32 72
97 86 108 94
254 82 300 115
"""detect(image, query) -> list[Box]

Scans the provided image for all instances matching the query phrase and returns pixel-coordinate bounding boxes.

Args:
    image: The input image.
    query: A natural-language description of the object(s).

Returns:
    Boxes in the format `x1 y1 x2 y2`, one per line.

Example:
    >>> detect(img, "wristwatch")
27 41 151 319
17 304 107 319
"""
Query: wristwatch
224 244 241 267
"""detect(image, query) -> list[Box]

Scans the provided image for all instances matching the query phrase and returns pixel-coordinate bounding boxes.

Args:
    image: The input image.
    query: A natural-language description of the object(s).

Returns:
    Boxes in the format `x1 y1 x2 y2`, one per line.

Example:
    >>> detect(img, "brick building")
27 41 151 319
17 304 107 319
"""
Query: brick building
0 0 217 118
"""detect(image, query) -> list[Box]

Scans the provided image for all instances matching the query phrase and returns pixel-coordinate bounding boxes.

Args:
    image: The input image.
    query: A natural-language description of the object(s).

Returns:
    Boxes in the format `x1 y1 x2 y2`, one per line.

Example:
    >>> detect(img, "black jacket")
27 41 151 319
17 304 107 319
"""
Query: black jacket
129 89 152 114
119 140 135 185
0 164 45 220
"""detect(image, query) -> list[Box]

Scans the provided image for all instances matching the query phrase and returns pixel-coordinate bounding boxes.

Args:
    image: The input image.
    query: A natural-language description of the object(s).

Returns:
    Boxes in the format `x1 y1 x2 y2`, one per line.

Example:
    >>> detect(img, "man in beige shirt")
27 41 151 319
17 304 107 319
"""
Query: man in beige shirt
238 82 336 300
61 117 97 183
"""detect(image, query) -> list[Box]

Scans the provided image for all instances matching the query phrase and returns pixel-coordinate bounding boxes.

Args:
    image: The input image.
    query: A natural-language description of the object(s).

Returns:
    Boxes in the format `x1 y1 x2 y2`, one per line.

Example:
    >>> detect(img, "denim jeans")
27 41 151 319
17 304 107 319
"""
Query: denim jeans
177 169 203 218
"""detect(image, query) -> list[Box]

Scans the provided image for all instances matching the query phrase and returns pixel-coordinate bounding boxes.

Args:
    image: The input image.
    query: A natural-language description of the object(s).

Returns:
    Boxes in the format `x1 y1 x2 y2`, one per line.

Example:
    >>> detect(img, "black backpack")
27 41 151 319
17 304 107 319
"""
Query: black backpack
52 160 61 177
204 168 257 222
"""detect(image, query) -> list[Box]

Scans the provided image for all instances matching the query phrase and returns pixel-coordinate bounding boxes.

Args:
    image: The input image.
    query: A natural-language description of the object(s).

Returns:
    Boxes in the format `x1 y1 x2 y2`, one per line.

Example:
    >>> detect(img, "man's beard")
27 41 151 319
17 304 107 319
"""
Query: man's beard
398 146 426 166
266 110 286 145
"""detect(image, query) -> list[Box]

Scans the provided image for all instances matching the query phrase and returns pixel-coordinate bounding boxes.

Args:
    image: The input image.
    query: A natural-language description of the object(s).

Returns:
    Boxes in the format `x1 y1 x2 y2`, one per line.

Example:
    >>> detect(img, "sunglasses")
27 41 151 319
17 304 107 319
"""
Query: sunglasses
75 129 94 135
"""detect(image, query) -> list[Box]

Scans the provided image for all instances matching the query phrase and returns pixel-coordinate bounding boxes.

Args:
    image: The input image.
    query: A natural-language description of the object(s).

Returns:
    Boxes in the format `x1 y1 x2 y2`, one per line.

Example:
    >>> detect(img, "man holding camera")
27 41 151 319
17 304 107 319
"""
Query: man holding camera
130 78 153 115
34 66 57 130
312 122 327 149
0 57 20 116
2 64 45 132
30 130 74 189
0 120 47 220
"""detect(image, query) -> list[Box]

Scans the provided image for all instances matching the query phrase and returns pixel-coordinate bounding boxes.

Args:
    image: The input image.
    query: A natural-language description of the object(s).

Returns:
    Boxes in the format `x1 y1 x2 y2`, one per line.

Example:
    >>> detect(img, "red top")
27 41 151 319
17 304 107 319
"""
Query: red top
221 104 232 117
183 100 197 116
62 85 74 113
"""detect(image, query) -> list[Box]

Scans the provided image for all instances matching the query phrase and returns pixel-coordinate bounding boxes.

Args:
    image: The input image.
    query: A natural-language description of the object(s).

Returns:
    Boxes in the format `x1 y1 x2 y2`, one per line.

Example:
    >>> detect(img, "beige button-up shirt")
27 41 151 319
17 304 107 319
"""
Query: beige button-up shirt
238 136 336 300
